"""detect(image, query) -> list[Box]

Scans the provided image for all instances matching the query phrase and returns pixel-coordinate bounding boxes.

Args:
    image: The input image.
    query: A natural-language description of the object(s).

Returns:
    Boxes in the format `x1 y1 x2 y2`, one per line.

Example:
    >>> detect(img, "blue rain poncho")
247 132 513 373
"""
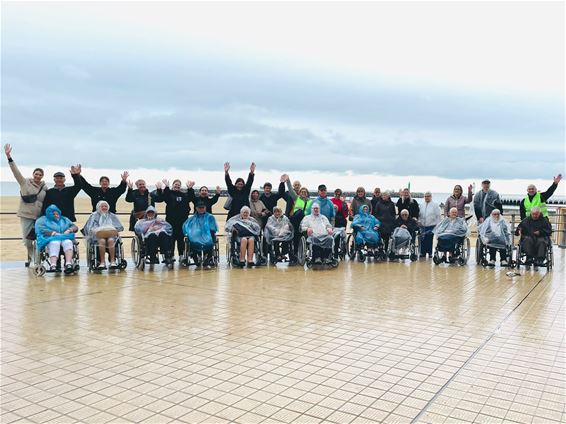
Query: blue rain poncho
264 215 293 244
352 205 381 246
35 205 76 251
134 206 173 239
479 216 511 249
433 217 468 238
183 212 218 251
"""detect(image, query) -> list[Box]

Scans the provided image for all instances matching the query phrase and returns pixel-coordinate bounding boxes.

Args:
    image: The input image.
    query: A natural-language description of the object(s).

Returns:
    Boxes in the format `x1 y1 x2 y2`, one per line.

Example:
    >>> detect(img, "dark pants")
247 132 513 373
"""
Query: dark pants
146 233 172 259
381 232 391 251
420 226 435 255
522 236 549 260
312 245 332 260
489 247 507 261
273 241 290 257
437 235 460 252
168 219 185 256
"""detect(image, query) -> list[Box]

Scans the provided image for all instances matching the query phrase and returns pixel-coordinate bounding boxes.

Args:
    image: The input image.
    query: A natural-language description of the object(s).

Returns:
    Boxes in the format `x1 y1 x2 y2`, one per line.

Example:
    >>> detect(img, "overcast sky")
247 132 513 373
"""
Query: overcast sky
1 1 564 193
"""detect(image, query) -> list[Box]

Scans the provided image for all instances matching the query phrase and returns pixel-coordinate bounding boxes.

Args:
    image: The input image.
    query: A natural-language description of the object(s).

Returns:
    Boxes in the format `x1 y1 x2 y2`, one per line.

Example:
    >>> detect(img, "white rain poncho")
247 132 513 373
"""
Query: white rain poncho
264 215 293 244
391 227 412 249
82 201 124 243
300 213 333 249
479 216 511 249
225 215 261 238
134 206 173 239
433 217 468 238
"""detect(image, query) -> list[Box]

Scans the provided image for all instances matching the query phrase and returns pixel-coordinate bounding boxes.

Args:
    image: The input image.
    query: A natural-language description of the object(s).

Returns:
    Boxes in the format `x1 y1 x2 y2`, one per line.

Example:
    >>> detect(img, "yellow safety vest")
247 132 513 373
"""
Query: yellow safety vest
524 192 548 217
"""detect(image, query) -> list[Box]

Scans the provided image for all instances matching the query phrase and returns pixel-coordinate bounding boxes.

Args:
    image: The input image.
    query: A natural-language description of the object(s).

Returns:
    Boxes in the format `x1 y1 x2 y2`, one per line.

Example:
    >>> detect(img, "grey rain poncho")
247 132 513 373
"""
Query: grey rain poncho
433 217 468 238
264 215 294 244
82 201 124 243
391 227 412 249
479 216 511 249
225 215 261 238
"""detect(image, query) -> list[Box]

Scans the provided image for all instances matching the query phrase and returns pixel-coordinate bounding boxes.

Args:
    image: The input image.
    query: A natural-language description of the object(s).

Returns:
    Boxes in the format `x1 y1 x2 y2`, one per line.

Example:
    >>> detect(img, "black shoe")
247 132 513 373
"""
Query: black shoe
150 257 160 264
314 258 322 264
247 262 255 268
25 261 30 268
64 264 74 275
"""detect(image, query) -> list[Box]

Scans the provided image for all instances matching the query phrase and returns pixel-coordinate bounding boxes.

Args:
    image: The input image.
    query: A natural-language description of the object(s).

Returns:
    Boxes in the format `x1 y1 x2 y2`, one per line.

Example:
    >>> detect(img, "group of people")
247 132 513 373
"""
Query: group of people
5 143 562 271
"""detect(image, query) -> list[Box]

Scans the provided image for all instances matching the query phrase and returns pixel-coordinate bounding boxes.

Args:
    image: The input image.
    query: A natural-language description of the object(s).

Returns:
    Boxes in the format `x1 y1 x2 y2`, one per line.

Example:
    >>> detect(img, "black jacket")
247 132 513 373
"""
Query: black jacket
80 176 126 214
225 172 254 220
260 182 285 214
517 216 552 238
125 188 155 231
193 194 220 214
396 198 420 219
159 187 193 222
41 174 82 222
395 216 419 237
373 199 397 235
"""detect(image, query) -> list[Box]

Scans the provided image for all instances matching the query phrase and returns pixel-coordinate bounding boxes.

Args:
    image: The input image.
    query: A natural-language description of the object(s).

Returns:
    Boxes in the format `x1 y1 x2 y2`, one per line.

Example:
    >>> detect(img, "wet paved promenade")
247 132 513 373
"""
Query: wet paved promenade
1 249 564 423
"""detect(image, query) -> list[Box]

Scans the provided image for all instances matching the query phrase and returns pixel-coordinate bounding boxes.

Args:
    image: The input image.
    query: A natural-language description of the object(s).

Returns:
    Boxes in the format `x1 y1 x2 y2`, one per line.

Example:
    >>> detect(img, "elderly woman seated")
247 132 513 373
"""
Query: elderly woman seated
479 209 511 266
433 207 468 262
35 205 78 273
182 200 218 266
83 200 124 269
390 209 419 253
264 207 294 264
352 204 381 257
225 206 262 268
300 202 334 264
134 206 173 265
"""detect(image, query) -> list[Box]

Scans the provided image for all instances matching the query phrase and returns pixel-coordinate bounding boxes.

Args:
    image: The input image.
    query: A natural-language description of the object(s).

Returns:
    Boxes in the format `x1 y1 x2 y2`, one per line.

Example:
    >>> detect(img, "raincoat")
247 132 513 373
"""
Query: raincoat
433 217 468 238
352 205 381 246
300 213 333 249
34 205 76 251
225 215 261 238
183 212 218 251
264 215 294 244
479 217 511 249
82 202 124 243
134 206 173 239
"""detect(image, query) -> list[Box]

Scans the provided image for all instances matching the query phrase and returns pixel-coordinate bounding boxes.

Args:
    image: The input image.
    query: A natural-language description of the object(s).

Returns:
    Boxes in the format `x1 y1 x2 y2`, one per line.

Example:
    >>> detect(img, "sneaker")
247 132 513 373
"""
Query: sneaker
488 259 495 267
64 264 74 274
25 261 30 268
97 263 107 270
247 262 255 268
500 260 508 267
314 258 323 264
109 261 118 268
49 264 57 271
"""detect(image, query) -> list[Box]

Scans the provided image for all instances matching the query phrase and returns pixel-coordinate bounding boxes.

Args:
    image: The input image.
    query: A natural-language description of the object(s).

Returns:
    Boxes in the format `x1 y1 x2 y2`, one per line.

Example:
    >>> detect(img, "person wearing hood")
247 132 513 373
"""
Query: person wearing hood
373 191 396 251
134 206 173 265
125 179 155 231
83 200 124 269
396 188 420 220
4 144 48 267
433 207 468 263
300 202 334 264
225 206 262 267
479 209 511 267
350 187 372 219
264 207 294 263
519 175 562 220
473 179 503 224
352 204 381 257
224 161 255 220
249 189 269 228
159 178 193 259
444 184 473 218
306 185 335 226
35 205 78 273
183 201 219 267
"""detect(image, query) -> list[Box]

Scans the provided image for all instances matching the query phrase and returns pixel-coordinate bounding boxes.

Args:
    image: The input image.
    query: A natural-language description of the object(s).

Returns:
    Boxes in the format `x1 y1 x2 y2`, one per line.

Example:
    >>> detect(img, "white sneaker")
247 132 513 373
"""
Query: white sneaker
109 261 118 268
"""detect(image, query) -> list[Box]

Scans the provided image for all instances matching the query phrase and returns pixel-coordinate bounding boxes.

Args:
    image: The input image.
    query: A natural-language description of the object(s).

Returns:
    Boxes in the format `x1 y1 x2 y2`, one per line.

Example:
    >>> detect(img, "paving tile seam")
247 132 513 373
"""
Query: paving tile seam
410 271 552 424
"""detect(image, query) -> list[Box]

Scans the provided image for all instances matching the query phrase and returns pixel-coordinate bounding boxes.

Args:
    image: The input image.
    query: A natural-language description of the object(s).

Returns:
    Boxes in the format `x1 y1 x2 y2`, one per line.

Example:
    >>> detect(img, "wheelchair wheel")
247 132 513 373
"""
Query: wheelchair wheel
297 236 307 266
131 237 144 270
459 238 470 265
475 238 483 265
339 236 347 260
34 265 46 277
86 243 95 272
347 234 356 260
547 246 553 270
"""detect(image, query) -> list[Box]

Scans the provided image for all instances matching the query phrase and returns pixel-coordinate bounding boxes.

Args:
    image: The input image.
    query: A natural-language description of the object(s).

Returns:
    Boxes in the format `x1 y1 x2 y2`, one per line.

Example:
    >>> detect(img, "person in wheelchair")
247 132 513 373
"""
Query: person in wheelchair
225 206 263 268
83 200 124 270
300 203 334 265
515 207 552 268
264 207 294 265
389 209 419 259
478 209 511 267
182 201 218 267
134 206 174 265
433 207 468 263
35 205 78 274
352 204 381 260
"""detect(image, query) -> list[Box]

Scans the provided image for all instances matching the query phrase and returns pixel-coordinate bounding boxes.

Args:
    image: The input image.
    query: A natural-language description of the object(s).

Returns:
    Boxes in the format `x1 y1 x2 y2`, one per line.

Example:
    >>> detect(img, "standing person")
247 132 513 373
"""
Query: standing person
283 177 301 216
224 162 255 220
289 187 312 265
4 144 47 266
160 179 193 261
306 184 335 225
350 187 372 218
418 192 441 258
41 166 82 222
519 175 562 220
473 179 503 224
396 188 420 220
331 189 349 229
249 190 269 228
125 179 155 231
370 187 382 212
79 169 129 213
373 191 396 251
193 185 221 214
260 177 286 215
444 184 473 218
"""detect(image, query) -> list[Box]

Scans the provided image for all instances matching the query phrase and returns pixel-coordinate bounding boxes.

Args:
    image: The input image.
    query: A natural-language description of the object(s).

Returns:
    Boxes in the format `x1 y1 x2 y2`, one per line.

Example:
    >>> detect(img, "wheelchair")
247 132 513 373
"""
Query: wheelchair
225 229 266 267
86 237 127 272
182 236 220 269
475 237 514 268
34 240 81 277
388 229 420 262
514 237 553 270
266 237 294 266
297 232 339 269
332 228 348 261
347 230 387 263
131 234 174 270
432 236 471 266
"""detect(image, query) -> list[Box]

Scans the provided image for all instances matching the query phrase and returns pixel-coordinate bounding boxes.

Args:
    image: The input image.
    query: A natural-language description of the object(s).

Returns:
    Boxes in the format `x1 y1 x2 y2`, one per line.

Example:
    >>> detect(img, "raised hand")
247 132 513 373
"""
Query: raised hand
186 180 195 189
70 165 77 175
4 144 12 158
127 180 134 190
215 185 221 194
224 162 230 173
155 181 163 190
162 179 169 187
468 184 473 192
76 164 82 174
250 162 256 173
554 174 562 184
121 171 129 182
